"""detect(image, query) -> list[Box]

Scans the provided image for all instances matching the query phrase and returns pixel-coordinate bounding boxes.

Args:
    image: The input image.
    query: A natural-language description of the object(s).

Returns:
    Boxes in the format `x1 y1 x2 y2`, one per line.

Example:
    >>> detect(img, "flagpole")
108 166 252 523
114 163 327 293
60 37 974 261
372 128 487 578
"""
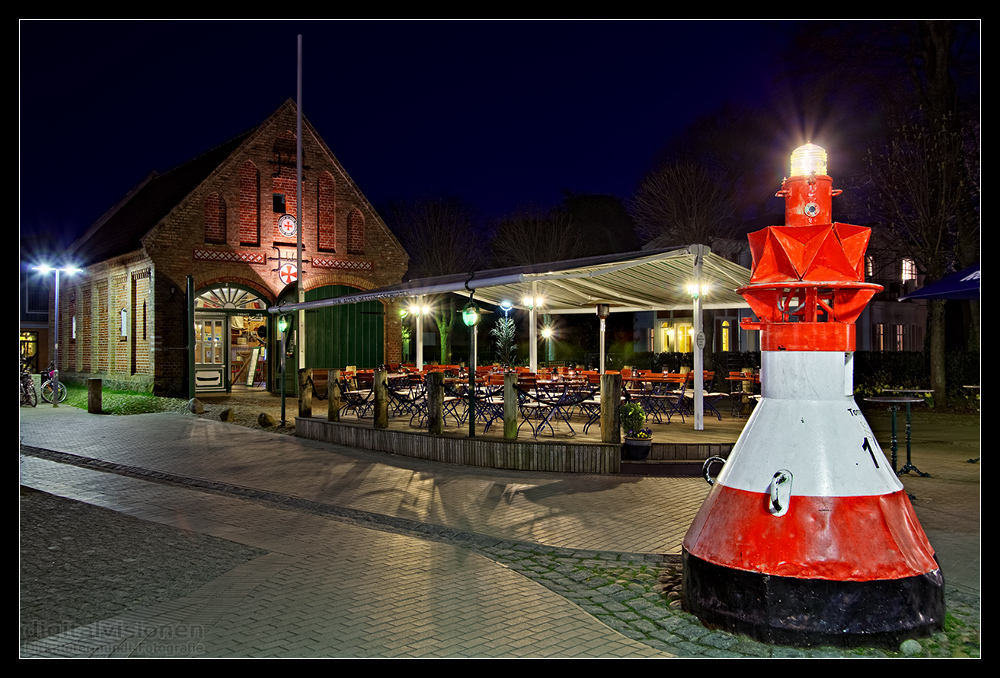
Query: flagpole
296 34 305 376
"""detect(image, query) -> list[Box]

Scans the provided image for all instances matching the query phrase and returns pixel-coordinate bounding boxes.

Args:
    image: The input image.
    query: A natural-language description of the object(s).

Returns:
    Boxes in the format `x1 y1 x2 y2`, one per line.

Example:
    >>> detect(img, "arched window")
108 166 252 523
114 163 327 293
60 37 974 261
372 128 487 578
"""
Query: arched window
240 161 260 246
347 209 364 254
271 132 300 243
318 172 336 251
204 193 227 244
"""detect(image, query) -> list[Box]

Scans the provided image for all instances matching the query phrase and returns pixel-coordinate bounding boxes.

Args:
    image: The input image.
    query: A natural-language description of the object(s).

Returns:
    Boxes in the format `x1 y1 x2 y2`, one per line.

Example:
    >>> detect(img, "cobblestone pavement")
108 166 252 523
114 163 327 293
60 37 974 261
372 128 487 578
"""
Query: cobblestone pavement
19 404 980 658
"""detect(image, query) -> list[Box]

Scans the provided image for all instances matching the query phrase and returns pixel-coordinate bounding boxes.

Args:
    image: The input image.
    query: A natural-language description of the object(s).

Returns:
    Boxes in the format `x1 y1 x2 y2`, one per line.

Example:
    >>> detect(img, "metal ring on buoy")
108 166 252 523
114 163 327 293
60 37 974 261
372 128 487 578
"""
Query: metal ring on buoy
702 456 727 485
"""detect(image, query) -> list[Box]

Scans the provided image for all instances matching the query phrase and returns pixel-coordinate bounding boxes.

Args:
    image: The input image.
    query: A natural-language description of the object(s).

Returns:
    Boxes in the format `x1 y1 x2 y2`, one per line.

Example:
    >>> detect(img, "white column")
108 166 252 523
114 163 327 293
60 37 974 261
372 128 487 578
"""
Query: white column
693 244 704 431
599 317 606 375
528 282 538 373
416 296 424 371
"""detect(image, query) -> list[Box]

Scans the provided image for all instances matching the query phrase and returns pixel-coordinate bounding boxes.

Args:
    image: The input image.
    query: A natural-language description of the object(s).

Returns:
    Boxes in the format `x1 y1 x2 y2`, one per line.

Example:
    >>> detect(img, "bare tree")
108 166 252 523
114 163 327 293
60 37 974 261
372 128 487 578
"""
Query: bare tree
862 115 971 404
489 207 583 267
627 162 739 249
384 197 486 364
559 192 641 256
386 197 486 279
854 22 980 405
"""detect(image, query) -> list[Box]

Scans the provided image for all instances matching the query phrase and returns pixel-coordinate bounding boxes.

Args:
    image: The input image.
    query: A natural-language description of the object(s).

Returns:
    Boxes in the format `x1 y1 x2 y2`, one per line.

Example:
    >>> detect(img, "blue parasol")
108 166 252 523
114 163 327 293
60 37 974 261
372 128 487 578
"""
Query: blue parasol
898 263 980 301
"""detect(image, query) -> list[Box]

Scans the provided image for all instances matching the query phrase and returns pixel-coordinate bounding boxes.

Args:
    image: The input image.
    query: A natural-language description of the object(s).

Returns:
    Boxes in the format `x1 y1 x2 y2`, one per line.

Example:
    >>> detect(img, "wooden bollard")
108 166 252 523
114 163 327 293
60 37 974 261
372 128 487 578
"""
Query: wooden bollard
87 378 102 414
600 373 622 444
298 368 312 418
373 368 388 429
328 369 341 422
425 371 444 435
504 372 517 440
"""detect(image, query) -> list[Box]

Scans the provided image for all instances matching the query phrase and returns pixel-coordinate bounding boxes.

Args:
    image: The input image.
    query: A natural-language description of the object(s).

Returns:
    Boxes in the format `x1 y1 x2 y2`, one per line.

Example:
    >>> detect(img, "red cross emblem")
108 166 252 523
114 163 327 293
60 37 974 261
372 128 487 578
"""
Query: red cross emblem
279 264 297 285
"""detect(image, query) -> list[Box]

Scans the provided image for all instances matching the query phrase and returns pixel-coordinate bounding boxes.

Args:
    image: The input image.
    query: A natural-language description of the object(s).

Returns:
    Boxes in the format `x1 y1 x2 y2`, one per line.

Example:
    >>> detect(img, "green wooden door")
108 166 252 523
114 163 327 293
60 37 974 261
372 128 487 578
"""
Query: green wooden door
305 285 384 369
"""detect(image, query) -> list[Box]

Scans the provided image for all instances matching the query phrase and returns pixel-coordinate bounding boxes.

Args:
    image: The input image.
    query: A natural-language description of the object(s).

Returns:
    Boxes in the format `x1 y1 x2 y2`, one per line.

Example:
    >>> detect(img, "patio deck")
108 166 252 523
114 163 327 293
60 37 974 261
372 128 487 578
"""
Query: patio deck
293 392 749 476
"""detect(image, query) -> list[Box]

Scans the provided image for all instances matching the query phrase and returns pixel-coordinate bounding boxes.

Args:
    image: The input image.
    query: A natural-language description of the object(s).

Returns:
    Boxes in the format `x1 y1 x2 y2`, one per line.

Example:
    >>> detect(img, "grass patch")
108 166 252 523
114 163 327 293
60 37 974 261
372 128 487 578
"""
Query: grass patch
63 384 190 416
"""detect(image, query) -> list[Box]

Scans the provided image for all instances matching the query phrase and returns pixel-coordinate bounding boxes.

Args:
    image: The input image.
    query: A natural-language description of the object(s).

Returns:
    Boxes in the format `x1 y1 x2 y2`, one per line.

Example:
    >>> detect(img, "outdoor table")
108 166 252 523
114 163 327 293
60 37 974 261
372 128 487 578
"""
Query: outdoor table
864 395 928 476
622 376 670 424
726 373 758 417
964 385 980 463
883 389 934 477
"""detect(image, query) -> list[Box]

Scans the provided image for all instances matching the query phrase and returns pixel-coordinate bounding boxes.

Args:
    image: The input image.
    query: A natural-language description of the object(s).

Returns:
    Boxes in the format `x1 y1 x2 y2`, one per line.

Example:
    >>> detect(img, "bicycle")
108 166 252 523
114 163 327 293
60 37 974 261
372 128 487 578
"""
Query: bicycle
40 363 68 404
20 370 38 407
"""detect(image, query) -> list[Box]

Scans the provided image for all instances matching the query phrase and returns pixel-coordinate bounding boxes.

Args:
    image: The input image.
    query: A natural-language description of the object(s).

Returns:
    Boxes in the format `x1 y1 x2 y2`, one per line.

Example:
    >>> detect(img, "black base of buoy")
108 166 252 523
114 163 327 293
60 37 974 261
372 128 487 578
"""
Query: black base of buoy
682 550 945 648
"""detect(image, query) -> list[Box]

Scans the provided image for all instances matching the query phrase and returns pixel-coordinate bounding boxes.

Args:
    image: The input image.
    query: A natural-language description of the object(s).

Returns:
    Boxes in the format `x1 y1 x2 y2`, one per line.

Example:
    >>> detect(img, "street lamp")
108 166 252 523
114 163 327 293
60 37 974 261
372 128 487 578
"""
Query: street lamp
33 263 82 407
687 248 708 431
278 313 292 425
541 325 554 367
686 284 710 299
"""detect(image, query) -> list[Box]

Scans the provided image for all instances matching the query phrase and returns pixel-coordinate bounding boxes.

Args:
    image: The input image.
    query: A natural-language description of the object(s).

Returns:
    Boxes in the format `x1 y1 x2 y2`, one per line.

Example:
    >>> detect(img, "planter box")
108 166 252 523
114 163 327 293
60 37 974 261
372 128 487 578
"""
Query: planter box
623 437 652 461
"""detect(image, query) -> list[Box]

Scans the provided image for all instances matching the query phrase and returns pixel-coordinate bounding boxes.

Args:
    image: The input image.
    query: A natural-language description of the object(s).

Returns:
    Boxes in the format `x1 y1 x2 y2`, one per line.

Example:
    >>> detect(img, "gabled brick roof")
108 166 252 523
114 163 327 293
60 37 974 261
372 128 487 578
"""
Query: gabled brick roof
69 129 253 266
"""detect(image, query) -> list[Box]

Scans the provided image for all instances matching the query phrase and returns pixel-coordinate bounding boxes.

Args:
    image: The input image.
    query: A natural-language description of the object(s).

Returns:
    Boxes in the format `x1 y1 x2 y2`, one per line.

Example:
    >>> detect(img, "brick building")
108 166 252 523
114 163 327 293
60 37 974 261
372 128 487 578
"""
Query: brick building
57 100 408 396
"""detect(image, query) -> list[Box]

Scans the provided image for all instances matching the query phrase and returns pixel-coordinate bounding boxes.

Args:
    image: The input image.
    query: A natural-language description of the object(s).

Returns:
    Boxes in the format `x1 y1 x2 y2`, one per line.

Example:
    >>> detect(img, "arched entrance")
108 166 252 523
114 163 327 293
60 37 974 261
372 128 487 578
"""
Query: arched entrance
193 284 272 393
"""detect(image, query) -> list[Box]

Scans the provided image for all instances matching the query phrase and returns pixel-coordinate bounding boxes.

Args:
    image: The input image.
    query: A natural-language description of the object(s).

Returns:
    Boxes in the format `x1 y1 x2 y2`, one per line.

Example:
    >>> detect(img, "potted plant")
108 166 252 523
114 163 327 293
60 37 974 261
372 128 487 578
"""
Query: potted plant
620 401 652 460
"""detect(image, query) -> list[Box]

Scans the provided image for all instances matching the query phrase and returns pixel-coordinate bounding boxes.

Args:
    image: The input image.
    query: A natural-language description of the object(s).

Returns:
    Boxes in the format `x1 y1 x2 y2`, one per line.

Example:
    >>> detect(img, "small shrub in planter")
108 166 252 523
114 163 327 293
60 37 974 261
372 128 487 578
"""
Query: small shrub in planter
620 401 651 440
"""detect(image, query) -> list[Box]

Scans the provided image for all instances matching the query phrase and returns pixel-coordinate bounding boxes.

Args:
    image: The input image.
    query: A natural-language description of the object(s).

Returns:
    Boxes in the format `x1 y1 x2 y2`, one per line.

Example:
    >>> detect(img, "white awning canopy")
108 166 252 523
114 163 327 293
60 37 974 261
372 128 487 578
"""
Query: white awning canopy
270 244 751 431
268 245 751 315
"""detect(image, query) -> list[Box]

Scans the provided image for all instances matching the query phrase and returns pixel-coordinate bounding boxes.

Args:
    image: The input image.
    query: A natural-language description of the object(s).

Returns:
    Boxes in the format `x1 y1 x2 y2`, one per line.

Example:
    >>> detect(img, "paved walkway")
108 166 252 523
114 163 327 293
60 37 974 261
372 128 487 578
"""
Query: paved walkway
19 405 980 658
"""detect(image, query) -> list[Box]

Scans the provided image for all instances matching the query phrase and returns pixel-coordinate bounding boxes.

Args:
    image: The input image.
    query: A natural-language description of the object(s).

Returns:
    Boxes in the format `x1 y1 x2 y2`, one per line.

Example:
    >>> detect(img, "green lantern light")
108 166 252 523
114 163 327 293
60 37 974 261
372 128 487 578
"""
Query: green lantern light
462 300 480 327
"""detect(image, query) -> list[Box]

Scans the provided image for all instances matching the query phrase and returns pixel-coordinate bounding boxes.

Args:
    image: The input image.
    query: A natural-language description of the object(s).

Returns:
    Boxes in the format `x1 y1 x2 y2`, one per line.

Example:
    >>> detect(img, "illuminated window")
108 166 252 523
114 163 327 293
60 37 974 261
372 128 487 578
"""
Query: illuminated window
873 323 885 351
20 331 38 371
660 321 694 353
901 258 917 282
678 324 693 353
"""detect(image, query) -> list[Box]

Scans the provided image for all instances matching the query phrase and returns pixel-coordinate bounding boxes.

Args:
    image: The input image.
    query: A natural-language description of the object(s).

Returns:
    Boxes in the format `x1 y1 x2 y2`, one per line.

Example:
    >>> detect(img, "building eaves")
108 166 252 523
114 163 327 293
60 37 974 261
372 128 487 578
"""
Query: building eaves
68 128 255 266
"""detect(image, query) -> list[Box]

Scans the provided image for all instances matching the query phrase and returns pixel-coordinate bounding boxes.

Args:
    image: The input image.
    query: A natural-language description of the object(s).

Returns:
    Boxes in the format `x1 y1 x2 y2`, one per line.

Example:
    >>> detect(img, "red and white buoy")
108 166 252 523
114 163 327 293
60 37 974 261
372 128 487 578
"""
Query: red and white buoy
682 144 944 647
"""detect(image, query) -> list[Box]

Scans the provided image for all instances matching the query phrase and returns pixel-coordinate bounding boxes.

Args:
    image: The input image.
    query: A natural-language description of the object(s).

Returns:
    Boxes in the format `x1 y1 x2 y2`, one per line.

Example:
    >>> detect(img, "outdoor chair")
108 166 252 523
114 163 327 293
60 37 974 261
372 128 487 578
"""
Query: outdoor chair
341 387 374 419
659 377 688 424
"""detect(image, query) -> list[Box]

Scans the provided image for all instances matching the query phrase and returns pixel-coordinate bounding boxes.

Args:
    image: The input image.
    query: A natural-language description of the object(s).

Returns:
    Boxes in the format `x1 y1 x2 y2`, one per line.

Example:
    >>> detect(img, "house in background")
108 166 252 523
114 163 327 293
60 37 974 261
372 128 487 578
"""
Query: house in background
20 266 50 374
53 100 408 397
633 232 757 364
856 229 928 352
632 223 931 361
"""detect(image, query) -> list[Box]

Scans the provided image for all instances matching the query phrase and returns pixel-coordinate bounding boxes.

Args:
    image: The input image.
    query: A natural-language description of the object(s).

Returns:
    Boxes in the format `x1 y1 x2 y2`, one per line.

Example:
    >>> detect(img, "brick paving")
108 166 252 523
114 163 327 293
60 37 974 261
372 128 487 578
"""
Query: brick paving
19 404 980 658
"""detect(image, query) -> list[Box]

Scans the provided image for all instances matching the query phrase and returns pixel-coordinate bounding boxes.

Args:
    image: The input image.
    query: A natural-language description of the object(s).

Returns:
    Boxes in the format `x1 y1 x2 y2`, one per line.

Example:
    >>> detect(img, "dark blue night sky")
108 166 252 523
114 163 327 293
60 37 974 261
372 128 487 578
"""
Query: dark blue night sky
19 20 845 256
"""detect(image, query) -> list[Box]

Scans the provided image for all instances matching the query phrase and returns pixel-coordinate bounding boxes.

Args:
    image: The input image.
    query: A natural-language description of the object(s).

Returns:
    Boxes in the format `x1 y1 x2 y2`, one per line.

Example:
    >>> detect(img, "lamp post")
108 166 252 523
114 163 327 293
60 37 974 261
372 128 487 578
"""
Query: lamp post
462 296 481 437
33 264 81 407
687 276 709 431
541 325 554 367
596 304 610 374
278 313 291 425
